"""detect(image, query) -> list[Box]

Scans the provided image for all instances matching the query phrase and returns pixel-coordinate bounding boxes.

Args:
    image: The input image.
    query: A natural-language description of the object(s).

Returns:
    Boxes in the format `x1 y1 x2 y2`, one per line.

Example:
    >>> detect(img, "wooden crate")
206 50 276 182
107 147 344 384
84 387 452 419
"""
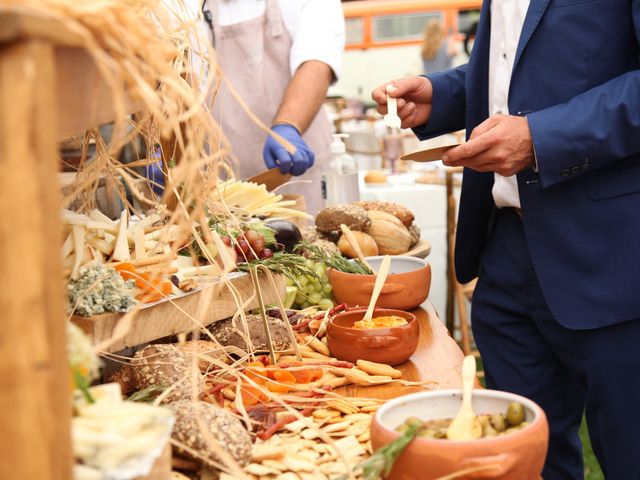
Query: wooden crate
72 272 286 353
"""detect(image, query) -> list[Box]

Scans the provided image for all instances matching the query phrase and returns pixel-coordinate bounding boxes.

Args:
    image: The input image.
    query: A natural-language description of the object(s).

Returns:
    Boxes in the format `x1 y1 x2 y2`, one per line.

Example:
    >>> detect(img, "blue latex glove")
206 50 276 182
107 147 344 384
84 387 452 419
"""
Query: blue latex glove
263 124 315 176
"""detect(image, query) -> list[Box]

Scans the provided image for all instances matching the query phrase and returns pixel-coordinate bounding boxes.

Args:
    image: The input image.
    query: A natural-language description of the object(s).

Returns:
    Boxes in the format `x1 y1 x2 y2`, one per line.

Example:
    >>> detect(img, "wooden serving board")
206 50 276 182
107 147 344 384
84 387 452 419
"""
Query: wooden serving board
405 239 431 258
72 273 285 353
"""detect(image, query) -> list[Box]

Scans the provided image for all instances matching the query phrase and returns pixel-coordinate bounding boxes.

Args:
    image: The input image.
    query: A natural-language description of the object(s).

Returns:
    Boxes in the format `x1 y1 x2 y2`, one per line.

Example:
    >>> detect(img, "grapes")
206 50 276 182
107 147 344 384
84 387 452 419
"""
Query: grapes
253 237 265 252
231 230 272 262
236 239 250 255
244 230 259 244
291 259 335 310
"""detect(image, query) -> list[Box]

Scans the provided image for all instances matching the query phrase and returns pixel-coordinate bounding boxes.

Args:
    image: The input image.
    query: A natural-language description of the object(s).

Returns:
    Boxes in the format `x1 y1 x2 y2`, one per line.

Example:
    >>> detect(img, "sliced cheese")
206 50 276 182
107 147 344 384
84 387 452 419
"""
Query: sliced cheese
111 210 130 262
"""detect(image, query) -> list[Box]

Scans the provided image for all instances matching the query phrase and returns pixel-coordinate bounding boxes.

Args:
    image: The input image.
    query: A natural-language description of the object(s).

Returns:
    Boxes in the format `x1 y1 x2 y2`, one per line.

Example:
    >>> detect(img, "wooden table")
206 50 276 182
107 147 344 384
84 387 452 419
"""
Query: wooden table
339 301 465 400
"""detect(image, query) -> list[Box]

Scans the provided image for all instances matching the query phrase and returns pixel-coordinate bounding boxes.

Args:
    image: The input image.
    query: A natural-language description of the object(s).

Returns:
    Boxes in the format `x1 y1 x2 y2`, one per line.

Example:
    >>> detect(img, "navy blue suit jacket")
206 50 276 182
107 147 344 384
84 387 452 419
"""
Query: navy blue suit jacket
415 0 640 329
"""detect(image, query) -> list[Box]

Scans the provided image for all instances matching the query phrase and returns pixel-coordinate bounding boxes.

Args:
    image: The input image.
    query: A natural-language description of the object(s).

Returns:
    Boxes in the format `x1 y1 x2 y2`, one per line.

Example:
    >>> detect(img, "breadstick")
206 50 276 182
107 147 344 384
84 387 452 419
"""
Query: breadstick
356 359 402 379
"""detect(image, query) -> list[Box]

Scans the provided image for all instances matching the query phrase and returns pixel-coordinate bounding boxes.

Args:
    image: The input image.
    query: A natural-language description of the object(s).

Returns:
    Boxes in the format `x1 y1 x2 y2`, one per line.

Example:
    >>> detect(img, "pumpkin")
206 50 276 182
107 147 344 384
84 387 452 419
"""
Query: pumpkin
365 210 412 255
337 231 379 258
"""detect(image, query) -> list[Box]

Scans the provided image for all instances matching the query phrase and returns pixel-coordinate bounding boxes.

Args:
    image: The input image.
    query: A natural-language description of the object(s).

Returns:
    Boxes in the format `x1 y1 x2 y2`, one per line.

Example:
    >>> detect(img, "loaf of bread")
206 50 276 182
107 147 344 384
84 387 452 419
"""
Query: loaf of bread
409 223 421 247
364 170 388 184
208 314 292 352
131 344 204 403
315 204 370 234
353 201 415 227
108 341 222 399
170 400 252 467
337 231 379 258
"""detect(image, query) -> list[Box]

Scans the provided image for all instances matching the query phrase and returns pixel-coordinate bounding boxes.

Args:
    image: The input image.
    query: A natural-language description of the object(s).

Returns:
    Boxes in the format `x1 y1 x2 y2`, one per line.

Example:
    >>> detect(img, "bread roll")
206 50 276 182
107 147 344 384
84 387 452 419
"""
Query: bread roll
337 231 379 258
315 205 370 234
170 400 252 467
353 200 415 227
208 314 291 352
409 223 421 247
132 344 204 403
364 170 388 184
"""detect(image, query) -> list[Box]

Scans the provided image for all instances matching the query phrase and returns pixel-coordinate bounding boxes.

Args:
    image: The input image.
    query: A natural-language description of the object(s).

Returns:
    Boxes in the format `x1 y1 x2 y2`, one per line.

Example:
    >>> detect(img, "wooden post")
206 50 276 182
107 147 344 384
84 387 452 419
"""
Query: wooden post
0 40 72 479
445 169 456 335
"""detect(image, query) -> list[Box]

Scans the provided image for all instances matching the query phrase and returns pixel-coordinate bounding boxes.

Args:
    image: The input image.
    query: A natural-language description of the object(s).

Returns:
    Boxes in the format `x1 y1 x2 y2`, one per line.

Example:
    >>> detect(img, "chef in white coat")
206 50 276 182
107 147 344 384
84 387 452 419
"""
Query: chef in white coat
196 0 345 214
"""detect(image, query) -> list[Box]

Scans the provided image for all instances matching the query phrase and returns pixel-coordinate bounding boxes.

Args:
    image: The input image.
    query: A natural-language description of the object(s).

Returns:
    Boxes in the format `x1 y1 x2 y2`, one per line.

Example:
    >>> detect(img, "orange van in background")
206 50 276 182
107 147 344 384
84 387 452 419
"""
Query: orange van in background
332 0 481 100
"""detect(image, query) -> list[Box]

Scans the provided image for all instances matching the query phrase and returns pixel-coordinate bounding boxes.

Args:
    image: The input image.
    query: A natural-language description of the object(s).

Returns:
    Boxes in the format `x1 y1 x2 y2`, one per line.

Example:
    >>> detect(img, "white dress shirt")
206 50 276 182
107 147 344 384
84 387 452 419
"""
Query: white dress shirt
203 0 345 80
489 0 530 208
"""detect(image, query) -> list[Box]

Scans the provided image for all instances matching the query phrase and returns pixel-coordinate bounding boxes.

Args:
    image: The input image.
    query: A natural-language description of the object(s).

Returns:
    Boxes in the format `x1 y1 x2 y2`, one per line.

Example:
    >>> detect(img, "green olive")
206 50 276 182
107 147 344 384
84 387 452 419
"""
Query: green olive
396 424 408 433
484 425 498 437
419 428 437 438
490 413 507 432
506 402 525 427
405 416 424 430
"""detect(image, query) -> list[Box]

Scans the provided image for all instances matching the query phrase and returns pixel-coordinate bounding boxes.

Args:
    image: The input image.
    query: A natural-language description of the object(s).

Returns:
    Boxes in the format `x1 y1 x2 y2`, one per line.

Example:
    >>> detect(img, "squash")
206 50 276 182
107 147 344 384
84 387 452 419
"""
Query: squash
337 231 379 258
365 210 412 255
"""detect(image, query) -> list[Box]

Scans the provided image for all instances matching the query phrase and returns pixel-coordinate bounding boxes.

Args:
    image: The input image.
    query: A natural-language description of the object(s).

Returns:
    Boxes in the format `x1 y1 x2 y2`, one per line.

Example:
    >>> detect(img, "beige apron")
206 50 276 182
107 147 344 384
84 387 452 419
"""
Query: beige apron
208 0 332 215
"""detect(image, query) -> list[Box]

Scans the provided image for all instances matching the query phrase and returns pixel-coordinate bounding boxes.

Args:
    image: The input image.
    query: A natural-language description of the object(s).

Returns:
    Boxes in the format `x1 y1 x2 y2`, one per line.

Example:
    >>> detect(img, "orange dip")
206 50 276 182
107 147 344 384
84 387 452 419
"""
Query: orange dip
353 316 408 329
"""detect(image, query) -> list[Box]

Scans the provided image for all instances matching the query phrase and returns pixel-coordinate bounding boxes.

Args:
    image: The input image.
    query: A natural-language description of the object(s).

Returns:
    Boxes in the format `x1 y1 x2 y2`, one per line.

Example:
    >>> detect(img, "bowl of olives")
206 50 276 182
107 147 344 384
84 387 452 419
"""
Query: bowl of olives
370 389 549 480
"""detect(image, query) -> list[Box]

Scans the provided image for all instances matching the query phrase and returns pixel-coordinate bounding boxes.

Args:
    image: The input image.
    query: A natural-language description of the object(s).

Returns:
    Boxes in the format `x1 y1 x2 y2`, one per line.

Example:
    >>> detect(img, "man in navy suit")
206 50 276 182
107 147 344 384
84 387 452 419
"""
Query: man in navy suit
373 1 640 478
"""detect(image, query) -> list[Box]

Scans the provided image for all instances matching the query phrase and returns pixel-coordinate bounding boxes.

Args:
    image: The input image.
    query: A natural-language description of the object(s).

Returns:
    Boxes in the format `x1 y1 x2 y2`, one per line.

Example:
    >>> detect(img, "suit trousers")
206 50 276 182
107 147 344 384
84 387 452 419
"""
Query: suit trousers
472 208 640 480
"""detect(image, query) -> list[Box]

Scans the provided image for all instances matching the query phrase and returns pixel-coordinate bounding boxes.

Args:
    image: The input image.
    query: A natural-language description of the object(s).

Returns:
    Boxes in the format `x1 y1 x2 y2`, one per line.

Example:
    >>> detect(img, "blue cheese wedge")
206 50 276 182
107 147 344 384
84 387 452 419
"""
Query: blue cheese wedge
68 265 137 316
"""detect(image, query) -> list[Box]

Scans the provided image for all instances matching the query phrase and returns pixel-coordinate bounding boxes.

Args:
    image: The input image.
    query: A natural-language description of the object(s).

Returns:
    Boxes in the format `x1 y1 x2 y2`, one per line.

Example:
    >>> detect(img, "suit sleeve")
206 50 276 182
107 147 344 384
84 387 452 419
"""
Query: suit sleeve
412 65 468 141
528 71 640 189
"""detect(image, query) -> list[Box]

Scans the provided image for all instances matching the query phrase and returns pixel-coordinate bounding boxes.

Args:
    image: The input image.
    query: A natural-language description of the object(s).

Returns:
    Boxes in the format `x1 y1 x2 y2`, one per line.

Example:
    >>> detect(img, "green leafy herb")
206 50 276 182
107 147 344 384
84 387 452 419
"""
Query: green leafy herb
296 242 373 275
334 422 421 480
236 252 318 283
127 385 167 403
73 368 95 404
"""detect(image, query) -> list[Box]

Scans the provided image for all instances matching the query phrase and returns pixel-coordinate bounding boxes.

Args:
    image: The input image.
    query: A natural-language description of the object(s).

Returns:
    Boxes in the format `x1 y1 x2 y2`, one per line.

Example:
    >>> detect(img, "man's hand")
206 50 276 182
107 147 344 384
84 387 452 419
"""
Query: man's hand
442 114 535 176
371 77 433 129
263 124 315 176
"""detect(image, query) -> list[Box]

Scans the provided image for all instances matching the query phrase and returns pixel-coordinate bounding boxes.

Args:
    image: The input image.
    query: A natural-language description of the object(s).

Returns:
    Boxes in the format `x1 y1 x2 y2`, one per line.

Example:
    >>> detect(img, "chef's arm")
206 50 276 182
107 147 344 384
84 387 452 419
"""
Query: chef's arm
272 60 333 132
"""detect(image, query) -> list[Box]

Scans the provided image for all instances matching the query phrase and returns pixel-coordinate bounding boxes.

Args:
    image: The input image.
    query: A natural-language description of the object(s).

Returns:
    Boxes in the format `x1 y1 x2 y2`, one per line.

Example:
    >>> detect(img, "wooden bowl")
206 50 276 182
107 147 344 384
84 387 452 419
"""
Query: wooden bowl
370 390 549 480
326 308 418 366
328 256 431 310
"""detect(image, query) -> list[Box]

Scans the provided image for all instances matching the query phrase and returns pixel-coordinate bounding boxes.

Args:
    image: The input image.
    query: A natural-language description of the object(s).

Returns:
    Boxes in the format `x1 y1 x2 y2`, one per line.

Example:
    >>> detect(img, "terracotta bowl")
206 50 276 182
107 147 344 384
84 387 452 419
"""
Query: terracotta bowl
371 390 549 480
326 308 419 366
328 256 431 310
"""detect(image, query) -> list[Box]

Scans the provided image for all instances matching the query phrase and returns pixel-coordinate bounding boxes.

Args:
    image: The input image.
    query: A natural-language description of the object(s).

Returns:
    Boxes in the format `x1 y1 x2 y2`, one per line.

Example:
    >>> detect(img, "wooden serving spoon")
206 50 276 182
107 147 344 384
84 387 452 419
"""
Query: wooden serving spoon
340 224 376 274
363 255 391 321
447 355 482 440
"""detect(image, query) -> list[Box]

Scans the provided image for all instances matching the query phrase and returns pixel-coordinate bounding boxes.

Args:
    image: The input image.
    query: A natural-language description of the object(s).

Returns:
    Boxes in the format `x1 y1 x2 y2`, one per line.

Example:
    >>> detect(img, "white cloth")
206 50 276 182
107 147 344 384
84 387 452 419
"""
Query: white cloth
202 0 344 80
489 0 530 209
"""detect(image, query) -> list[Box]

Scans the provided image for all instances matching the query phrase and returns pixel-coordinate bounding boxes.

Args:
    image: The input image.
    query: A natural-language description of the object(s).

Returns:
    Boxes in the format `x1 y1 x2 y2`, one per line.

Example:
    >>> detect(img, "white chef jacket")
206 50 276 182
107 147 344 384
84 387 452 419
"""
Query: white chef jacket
489 0 530 208
201 0 345 80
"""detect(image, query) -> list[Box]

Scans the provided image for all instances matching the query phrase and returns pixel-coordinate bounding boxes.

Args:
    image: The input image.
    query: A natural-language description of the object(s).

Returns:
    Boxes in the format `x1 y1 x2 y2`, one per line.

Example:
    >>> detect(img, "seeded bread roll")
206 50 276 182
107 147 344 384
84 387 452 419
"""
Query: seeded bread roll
105 364 137 396
169 400 252 467
409 223 421 247
208 314 291 352
315 205 370 234
132 344 204 403
353 201 415 227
